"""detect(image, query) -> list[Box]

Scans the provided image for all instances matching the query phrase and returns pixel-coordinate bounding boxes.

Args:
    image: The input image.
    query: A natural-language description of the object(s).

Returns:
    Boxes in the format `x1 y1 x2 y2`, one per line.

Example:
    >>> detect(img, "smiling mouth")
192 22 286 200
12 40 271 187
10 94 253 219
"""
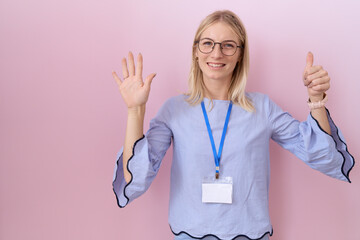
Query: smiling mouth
207 63 226 68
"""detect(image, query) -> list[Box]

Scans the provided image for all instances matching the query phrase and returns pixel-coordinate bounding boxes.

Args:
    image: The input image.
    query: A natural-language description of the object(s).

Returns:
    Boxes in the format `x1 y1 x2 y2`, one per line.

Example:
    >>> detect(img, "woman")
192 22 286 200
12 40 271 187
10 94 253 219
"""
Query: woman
112 10 354 240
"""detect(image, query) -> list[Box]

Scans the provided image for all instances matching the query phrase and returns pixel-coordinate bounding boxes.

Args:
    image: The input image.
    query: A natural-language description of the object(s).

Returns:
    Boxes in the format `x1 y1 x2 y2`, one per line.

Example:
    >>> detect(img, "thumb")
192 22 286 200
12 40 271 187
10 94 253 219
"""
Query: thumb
144 73 156 89
306 51 314 68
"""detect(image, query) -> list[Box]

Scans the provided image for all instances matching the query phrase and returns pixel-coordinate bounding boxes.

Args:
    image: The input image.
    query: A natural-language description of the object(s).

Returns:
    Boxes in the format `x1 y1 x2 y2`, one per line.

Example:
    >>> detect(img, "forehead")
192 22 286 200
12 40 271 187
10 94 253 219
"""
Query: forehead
200 22 238 42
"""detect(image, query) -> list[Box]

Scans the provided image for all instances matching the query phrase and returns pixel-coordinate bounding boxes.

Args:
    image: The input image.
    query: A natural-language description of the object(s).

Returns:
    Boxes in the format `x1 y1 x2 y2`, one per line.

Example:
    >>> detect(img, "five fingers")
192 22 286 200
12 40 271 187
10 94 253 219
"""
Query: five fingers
113 51 155 88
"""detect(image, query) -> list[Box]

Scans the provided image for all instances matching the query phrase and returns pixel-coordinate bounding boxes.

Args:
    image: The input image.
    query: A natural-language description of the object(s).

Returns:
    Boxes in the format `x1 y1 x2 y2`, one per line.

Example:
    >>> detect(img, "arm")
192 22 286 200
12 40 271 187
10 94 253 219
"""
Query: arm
268 95 354 183
112 52 156 183
303 52 331 134
112 100 173 208
123 105 145 183
309 99 331 134
267 53 354 183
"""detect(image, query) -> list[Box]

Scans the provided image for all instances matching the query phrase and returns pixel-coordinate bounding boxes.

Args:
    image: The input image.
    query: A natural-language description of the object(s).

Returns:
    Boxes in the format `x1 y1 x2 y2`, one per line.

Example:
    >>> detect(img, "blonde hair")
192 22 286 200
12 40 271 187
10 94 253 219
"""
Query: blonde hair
186 10 254 112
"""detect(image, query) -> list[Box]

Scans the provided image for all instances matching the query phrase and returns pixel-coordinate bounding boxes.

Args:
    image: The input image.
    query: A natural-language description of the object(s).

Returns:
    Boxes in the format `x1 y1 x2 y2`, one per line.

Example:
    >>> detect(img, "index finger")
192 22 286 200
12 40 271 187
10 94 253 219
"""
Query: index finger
306 65 323 76
136 53 143 78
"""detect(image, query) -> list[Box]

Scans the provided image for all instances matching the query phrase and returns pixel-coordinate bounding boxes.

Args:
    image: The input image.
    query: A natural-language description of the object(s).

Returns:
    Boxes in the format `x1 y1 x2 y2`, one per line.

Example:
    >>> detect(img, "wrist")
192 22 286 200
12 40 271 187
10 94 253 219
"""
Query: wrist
308 93 327 110
309 94 325 103
127 105 146 117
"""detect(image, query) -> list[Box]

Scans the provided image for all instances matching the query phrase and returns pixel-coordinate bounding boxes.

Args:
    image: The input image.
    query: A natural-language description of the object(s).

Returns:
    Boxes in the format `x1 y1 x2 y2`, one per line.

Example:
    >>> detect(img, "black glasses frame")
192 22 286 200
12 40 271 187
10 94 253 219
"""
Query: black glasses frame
194 38 244 56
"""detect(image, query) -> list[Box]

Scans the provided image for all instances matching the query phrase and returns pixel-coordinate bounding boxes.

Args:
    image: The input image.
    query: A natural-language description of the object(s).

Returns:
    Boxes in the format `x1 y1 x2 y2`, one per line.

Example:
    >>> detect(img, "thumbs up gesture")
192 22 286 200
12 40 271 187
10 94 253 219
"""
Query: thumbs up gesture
303 52 330 102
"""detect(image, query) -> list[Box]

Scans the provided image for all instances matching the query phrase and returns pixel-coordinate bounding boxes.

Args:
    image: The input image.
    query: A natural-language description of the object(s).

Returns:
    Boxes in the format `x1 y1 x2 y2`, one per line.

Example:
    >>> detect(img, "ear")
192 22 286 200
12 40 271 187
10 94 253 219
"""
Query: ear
194 53 199 63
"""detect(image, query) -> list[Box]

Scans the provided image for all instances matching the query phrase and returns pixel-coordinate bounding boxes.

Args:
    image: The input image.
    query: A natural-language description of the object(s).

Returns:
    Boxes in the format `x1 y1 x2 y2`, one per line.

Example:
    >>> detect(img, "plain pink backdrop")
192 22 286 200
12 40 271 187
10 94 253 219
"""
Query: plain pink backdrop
1 0 359 239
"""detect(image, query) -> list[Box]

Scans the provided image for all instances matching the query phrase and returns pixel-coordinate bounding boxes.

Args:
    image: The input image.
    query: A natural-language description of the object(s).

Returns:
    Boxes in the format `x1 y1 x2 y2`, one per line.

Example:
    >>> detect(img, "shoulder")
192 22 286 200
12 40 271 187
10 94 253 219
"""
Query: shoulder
245 92 285 117
161 94 188 109
155 94 189 117
246 92 268 100
246 92 272 108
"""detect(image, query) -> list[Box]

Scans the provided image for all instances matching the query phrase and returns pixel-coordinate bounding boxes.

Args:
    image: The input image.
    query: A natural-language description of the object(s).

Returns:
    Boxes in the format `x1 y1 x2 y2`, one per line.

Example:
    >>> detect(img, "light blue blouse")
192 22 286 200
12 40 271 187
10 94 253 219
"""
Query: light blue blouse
113 93 354 240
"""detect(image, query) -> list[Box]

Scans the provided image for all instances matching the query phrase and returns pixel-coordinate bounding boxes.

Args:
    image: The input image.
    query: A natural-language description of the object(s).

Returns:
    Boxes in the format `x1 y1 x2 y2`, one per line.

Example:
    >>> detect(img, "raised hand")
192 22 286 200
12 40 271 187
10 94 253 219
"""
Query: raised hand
112 52 156 109
303 52 330 102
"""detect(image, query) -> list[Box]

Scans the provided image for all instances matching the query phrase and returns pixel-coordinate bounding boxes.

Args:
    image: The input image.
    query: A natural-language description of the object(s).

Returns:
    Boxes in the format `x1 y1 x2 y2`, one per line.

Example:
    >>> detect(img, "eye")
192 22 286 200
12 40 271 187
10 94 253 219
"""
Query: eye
222 42 236 49
201 41 213 46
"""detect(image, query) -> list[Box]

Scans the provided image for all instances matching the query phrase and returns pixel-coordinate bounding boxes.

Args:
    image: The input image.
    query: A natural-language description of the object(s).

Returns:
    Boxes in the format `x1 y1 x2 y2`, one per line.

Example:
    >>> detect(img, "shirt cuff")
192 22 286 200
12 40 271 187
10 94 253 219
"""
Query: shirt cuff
112 135 156 207
309 108 355 183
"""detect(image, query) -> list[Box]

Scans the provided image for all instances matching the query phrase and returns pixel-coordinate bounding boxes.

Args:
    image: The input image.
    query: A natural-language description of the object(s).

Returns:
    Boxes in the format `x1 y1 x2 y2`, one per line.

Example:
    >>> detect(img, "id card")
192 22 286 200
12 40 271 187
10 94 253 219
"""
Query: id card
202 176 233 204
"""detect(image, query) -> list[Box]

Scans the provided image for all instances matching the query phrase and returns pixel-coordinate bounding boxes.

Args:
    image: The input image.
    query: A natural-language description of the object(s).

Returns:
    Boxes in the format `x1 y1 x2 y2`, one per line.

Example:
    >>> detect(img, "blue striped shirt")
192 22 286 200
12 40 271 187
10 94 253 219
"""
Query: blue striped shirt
113 93 354 240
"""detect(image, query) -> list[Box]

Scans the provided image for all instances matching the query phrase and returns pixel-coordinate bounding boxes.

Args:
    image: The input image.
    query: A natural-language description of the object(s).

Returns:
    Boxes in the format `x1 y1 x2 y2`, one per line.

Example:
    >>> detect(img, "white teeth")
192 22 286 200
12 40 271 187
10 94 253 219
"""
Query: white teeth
208 63 224 67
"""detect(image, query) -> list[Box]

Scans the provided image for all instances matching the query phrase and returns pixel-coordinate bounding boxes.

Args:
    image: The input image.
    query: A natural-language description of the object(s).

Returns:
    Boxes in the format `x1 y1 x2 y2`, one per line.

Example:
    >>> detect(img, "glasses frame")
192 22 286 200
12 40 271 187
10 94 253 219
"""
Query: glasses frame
195 38 243 56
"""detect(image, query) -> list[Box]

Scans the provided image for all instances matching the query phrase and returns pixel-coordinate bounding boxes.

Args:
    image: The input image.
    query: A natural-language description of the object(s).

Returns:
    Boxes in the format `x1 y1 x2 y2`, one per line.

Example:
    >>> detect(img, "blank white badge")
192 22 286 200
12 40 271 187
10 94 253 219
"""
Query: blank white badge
202 176 233 204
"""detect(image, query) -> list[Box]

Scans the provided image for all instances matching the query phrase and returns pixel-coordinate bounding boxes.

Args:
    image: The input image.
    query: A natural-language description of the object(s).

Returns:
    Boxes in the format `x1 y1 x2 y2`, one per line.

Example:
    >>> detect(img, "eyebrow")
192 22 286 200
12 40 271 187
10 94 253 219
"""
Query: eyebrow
200 37 238 43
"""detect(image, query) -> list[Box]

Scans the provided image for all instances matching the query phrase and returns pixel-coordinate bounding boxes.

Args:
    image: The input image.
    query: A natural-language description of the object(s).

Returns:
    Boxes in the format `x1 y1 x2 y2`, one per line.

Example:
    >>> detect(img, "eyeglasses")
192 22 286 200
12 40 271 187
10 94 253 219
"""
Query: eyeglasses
195 38 243 56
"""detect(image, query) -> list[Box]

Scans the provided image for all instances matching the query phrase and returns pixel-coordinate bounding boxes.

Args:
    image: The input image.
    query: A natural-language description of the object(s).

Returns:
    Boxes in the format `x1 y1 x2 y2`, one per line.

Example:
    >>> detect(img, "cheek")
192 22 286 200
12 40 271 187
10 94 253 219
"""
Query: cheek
198 56 207 68
228 56 240 69
231 61 239 69
231 62 239 74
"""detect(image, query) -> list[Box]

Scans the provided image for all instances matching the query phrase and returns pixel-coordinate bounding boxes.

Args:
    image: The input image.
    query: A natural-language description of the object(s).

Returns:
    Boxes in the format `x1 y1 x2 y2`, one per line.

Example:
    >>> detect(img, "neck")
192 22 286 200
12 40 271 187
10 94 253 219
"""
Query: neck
203 77 231 100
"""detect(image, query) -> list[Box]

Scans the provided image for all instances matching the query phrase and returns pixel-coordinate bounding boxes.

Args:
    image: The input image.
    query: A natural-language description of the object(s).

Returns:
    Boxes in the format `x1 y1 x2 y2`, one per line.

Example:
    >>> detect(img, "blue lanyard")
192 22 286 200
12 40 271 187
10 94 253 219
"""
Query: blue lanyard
201 101 233 179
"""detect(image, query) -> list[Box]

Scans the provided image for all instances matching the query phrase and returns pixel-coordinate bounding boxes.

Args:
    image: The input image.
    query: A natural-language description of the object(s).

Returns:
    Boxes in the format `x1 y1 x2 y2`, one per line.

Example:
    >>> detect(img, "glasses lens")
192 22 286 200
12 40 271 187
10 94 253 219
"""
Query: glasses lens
198 39 214 53
221 41 237 56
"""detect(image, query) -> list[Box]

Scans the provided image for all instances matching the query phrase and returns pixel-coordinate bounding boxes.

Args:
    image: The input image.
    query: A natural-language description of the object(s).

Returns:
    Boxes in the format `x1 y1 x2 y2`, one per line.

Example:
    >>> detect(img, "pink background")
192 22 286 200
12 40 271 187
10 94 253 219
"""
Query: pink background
1 0 359 239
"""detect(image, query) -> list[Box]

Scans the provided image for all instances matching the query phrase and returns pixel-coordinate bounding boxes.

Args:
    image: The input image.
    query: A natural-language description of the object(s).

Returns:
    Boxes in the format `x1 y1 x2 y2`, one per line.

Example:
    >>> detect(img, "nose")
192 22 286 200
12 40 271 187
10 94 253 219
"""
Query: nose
211 43 223 58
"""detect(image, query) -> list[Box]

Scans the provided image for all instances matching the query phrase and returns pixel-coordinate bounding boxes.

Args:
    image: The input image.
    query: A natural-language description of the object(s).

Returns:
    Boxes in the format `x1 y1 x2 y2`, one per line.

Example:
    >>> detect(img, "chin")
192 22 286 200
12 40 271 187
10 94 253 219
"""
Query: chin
204 73 232 82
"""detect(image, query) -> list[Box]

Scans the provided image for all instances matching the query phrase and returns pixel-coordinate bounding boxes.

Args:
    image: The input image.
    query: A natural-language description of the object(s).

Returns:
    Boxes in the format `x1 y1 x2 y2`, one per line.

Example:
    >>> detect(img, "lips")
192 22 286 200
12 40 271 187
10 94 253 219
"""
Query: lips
207 62 226 69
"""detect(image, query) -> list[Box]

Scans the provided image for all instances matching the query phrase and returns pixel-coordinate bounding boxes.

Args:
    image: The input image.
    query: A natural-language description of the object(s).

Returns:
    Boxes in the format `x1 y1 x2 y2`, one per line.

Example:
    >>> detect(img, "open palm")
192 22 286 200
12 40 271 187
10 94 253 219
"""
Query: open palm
112 52 156 109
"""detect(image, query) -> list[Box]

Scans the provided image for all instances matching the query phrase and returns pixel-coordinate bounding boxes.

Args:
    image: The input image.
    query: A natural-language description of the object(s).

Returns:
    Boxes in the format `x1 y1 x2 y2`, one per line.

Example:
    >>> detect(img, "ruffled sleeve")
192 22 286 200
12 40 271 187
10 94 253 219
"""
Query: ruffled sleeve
268 96 354 182
112 103 173 208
